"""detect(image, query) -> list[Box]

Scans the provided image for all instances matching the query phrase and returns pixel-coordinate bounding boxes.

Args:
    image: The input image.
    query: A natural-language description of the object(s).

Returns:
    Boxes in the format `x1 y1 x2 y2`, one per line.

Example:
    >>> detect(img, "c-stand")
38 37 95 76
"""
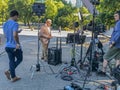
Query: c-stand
80 2 104 89
77 8 85 67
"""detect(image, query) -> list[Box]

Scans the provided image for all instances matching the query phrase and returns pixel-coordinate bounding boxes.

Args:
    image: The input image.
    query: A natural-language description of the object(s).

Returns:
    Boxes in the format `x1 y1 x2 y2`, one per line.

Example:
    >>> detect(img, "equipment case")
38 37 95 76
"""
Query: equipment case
48 37 62 65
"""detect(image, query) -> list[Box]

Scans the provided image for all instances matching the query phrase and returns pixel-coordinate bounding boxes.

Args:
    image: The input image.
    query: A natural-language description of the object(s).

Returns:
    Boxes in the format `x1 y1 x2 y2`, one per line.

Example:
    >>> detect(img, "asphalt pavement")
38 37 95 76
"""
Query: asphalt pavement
0 28 115 90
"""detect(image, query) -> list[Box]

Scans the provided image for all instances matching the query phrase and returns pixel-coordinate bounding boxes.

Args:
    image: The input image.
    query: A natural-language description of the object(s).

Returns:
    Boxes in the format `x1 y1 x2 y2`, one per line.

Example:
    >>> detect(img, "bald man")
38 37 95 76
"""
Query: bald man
39 19 52 61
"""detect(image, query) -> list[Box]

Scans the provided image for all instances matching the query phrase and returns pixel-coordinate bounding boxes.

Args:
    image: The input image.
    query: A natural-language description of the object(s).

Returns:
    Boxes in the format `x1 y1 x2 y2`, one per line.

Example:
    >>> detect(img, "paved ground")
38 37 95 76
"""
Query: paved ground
0 28 116 90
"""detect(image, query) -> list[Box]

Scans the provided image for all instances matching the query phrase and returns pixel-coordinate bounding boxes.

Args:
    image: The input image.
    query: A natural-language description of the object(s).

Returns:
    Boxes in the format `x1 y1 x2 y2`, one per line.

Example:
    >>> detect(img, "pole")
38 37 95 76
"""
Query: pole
36 16 41 71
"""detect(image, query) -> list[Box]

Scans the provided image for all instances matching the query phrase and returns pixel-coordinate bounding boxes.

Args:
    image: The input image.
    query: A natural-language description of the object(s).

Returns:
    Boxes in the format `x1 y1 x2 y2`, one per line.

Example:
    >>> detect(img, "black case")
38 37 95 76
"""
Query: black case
48 37 62 65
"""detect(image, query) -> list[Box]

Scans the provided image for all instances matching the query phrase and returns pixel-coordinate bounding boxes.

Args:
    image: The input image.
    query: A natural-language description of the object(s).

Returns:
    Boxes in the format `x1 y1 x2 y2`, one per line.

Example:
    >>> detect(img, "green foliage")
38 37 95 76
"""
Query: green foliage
45 0 64 22
7 0 36 29
97 0 120 28
1 0 120 30
54 5 78 30
0 0 9 24
45 0 58 20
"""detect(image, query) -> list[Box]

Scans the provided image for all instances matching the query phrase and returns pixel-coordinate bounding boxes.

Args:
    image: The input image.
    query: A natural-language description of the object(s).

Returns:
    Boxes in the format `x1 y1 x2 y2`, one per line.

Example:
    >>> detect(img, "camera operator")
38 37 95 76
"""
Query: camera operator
98 11 120 76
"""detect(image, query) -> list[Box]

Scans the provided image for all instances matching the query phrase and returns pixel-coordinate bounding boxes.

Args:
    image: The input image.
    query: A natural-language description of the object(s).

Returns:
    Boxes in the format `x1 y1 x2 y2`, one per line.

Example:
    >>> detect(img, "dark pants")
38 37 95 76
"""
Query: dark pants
5 47 23 78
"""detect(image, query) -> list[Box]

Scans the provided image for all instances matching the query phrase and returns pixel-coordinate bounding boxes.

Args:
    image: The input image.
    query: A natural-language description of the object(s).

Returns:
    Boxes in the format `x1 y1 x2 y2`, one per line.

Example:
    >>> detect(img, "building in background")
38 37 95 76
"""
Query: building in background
64 0 96 15
64 0 82 7
64 0 76 7
76 0 82 8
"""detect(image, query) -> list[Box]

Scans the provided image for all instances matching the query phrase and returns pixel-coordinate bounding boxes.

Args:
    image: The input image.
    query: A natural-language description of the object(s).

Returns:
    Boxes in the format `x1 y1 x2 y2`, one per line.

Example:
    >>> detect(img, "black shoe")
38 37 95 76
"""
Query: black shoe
97 71 106 76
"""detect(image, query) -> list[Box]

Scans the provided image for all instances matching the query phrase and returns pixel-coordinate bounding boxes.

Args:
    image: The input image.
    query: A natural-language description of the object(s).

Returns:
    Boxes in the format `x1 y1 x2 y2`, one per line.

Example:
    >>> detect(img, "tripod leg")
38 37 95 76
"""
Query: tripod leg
30 65 36 79
48 65 55 74
55 63 68 77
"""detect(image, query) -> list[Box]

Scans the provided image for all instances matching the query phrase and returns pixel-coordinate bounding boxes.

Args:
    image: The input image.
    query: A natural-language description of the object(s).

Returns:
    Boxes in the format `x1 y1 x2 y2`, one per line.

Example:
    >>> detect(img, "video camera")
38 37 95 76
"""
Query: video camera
83 21 106 34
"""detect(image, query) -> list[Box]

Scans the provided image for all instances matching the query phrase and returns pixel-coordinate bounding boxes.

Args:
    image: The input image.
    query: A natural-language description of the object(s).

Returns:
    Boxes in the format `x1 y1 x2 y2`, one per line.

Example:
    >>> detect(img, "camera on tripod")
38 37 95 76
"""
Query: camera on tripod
32 1 45 17
90 0 100 5
83 21 106 34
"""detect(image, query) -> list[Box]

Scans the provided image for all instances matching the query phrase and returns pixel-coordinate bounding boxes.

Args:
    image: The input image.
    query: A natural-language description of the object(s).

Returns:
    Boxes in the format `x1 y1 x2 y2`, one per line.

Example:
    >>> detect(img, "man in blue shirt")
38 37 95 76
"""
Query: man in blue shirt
3 10 23 82
98 11 120 76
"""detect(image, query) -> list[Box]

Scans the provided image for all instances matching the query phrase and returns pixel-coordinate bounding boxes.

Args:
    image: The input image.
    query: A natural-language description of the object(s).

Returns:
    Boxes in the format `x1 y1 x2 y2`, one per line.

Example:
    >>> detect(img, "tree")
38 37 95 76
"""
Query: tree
0 0 9 24
97 0 120 29
45 0 58 21
54 4 78 30
8 0 34 29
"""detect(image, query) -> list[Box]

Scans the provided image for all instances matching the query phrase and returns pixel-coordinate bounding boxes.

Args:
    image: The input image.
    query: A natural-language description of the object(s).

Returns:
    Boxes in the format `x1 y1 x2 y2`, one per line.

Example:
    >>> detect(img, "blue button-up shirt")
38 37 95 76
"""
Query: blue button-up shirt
110 20 120 48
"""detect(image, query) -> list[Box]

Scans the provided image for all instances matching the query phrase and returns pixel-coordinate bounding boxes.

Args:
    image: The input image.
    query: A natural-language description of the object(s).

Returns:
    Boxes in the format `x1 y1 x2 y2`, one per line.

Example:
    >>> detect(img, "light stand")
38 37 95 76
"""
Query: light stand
70 22 81 74
36 16 41 72
77 8 85 66
30 2 45 79
30 2 55 79
30 16 41 79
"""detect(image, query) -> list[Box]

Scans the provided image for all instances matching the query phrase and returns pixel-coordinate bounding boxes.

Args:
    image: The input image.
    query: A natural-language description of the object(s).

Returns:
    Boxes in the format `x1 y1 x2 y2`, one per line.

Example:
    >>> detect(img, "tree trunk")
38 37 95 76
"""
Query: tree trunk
27 21 34 31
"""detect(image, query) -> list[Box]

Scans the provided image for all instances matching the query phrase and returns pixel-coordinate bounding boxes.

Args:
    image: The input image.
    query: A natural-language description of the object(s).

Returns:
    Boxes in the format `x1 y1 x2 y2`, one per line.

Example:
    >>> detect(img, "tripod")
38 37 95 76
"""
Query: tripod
55 25 81 80
79 4 104 89
30 17 41 79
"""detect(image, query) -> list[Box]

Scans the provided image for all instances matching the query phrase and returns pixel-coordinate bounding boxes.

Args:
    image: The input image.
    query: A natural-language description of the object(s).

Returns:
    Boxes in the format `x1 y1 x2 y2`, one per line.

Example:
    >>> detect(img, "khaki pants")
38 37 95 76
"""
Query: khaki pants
41 42 49 60
104 46 120 61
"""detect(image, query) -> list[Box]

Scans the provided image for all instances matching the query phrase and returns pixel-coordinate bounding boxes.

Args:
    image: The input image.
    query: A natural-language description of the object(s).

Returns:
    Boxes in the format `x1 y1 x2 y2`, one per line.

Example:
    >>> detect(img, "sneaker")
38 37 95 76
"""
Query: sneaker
11 76 21 82
97 71 106 76
4 70 11 80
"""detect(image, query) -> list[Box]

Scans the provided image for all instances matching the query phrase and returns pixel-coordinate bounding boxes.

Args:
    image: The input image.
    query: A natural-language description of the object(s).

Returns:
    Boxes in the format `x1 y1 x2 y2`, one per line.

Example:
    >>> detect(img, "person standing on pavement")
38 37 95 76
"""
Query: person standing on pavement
98 10 120 76
3 10 23 82
39 19 52 61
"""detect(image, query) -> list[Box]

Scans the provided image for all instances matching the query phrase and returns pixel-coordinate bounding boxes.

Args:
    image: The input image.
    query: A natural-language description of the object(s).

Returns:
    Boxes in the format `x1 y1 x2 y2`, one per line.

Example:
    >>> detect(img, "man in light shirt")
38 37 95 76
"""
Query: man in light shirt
39 19 52 61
